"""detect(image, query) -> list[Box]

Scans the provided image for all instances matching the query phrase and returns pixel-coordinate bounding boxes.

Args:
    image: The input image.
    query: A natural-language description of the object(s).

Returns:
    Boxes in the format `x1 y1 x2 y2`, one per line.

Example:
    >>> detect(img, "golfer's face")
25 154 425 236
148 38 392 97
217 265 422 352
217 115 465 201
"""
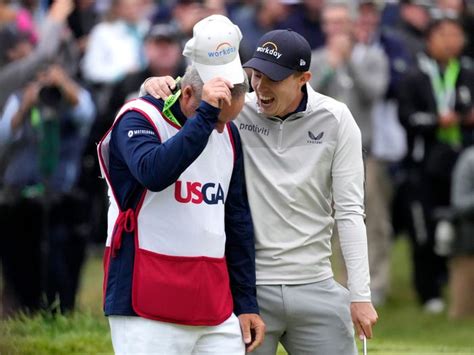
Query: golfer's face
251 70 304 118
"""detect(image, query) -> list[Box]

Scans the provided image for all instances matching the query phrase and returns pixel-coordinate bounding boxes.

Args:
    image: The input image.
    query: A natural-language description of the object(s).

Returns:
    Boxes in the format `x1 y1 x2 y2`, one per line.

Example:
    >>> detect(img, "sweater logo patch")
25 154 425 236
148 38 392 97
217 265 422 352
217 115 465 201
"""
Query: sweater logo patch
307 131 324 144
174 180 225 205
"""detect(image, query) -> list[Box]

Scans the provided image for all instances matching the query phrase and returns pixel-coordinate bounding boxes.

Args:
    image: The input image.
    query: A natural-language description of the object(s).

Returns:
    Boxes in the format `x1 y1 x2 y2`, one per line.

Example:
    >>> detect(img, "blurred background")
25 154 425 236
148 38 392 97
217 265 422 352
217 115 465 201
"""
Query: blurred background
0 0 473 353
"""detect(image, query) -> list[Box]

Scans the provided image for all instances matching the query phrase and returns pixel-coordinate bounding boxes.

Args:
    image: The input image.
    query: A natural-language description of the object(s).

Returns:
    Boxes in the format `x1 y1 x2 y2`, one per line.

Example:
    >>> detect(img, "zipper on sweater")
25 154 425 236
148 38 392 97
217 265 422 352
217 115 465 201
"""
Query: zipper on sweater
278 121 283 149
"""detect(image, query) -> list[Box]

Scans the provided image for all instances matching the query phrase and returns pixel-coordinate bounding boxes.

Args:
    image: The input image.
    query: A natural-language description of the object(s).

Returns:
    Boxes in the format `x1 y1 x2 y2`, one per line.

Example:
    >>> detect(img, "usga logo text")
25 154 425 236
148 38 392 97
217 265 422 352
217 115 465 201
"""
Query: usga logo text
174 180 225 204
256 42 282 59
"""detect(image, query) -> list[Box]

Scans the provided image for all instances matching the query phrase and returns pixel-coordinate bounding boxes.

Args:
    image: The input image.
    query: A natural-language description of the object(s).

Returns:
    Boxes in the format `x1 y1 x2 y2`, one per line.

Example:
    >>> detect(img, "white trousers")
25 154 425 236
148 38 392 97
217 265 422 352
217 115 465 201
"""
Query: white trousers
108 314 245 355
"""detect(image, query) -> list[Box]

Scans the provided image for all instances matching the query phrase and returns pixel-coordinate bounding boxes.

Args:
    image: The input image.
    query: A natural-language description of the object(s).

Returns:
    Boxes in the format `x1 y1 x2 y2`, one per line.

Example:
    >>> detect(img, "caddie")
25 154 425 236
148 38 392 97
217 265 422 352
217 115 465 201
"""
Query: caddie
98 15 265 354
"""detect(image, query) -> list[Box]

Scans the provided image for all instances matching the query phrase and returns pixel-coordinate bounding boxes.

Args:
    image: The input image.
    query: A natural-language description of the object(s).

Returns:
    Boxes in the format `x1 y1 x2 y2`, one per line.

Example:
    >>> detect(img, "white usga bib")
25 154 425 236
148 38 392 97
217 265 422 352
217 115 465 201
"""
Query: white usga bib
98 98 236 326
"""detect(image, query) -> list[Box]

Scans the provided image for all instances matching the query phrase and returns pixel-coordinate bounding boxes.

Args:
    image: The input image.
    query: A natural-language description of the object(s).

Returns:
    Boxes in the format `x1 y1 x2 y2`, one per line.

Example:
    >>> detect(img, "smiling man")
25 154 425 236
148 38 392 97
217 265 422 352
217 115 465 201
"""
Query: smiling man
238 30 378 354
143 28 378 355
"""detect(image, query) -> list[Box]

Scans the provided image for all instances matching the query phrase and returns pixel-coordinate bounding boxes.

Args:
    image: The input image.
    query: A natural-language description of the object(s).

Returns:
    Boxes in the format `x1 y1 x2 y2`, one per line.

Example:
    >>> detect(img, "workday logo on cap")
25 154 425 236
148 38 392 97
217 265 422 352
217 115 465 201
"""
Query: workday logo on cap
256 42 283 60
243 29 311 81
208 42 237 58
183 15 244 84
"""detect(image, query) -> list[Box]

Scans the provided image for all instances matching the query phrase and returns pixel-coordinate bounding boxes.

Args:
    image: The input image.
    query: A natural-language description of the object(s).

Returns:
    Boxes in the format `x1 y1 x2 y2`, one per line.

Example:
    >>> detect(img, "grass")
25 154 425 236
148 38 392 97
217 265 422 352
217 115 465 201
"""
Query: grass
0 256 110 355
1 238 474 354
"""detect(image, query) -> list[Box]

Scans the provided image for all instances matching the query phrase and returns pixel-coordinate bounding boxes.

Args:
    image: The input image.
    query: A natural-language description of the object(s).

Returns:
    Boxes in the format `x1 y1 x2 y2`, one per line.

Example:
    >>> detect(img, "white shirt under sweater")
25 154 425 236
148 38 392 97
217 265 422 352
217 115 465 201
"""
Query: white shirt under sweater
235 84 371 302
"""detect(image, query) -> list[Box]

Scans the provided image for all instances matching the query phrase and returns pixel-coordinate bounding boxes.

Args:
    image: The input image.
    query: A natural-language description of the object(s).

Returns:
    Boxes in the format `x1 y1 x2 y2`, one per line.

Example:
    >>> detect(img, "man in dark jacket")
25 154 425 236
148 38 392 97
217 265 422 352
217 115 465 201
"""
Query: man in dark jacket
398 16 474 313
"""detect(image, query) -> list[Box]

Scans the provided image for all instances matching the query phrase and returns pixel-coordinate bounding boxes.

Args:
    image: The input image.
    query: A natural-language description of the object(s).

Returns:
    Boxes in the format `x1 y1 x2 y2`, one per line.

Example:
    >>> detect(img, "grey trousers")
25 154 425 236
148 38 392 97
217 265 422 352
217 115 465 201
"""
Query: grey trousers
253 279 357 355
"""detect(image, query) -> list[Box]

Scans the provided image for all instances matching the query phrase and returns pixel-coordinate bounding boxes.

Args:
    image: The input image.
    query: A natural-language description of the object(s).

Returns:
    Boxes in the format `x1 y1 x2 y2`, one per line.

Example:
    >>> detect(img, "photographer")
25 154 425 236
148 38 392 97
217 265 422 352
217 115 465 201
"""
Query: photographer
0 63 95 315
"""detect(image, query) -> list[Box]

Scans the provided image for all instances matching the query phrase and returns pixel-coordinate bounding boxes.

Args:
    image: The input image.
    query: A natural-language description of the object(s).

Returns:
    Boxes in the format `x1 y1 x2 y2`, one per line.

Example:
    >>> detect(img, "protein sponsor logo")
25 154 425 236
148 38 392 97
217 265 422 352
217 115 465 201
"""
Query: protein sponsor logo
208 42 237 58
256 41 282 59
239 123 270 136
128 129 155 138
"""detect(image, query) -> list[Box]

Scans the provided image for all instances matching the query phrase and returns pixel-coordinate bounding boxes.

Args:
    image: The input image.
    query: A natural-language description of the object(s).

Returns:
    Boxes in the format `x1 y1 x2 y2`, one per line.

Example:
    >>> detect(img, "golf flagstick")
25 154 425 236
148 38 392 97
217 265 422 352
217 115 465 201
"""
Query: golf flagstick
362 335 367 355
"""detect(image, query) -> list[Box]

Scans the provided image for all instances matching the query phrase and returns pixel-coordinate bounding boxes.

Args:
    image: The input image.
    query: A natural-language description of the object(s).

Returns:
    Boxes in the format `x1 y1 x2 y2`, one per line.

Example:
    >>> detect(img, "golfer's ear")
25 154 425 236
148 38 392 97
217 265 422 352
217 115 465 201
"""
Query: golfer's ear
301 71 312 85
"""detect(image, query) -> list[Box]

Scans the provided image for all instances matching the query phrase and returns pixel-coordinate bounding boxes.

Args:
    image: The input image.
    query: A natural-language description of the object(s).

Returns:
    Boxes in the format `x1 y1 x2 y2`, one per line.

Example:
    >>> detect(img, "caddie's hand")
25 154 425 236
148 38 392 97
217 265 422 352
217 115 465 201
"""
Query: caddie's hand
351 302 378 340
202 77 233 109
144 76 175 99
238 313 266 353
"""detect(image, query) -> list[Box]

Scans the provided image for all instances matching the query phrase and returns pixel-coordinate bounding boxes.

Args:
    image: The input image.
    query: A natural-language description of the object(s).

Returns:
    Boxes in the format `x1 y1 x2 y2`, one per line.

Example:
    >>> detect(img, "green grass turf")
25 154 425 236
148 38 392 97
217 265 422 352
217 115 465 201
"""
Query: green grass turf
1 238 473 354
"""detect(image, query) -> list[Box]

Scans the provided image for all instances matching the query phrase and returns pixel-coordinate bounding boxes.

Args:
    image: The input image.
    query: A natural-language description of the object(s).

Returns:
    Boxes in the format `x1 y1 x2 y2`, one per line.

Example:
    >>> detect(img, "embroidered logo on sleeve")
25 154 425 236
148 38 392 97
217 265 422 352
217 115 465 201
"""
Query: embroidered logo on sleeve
128 129 156 138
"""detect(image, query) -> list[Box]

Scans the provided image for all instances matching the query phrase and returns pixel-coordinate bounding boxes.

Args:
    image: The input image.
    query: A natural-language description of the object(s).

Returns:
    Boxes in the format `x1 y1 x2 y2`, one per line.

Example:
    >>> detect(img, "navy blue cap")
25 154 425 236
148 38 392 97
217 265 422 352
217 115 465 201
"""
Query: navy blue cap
243 29 311 81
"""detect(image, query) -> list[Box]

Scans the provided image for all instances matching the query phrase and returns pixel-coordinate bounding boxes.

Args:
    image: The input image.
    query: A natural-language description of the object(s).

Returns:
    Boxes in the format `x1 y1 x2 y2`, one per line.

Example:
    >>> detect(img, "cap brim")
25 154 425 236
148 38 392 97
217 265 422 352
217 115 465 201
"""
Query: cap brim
194 55 244 84
243 57 295 81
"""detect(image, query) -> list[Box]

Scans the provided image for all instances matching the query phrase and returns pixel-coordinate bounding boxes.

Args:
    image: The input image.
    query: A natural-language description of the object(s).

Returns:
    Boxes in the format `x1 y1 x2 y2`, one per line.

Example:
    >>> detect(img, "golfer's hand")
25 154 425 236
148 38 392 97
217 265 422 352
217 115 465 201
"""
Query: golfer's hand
238 313 265 352
351 302 378 340
202 77 233 109
143 76 175 99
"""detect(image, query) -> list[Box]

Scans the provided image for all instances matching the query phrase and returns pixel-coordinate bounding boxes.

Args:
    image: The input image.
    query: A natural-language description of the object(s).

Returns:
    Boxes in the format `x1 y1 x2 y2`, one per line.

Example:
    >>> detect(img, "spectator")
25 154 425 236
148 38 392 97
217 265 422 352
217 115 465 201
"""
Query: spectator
232 0 289 63
311 2 388 151
151 0 227 47
392 0 431 64
279 0 325 50
0 0 38 42
449 145 474 319
67 0 101 55
310 1 390 306
106 23 186 123
0 63 96 315
397 16 474 313
356 0 412 305
81 0 149 85
169 0 210 39
435 0 474 58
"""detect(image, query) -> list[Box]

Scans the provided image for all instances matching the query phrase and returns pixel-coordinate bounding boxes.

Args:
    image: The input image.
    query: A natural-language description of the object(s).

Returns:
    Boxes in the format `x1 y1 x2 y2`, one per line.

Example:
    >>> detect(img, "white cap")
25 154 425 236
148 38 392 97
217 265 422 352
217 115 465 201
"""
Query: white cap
183 15 244 84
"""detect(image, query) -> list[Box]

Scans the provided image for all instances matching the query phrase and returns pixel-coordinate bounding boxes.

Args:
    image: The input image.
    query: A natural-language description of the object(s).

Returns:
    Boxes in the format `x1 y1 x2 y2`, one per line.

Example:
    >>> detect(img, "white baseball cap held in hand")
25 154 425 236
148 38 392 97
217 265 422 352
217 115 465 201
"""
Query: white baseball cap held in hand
183 15 244 84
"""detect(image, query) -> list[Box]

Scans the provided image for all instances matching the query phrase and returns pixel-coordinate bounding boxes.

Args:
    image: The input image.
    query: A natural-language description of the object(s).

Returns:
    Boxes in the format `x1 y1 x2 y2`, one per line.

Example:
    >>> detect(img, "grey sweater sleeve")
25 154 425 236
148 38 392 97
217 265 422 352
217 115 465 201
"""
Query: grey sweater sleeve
0 18 63 109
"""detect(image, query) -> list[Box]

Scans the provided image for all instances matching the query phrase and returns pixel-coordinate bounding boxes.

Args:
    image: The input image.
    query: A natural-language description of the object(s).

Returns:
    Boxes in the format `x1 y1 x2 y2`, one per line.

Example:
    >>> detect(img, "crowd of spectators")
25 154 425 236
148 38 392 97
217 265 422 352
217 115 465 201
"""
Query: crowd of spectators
0 0 473 320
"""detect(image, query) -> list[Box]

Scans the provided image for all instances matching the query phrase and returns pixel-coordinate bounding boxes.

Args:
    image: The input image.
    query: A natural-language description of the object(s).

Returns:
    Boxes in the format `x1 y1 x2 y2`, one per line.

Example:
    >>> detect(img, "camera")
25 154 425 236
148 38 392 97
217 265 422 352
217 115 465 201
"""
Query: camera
38 85 63 110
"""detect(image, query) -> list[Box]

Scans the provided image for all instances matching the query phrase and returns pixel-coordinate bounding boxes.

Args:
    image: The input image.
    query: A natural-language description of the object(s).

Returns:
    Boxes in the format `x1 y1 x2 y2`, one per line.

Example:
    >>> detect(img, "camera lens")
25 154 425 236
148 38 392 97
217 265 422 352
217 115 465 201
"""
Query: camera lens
38 86 63 108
